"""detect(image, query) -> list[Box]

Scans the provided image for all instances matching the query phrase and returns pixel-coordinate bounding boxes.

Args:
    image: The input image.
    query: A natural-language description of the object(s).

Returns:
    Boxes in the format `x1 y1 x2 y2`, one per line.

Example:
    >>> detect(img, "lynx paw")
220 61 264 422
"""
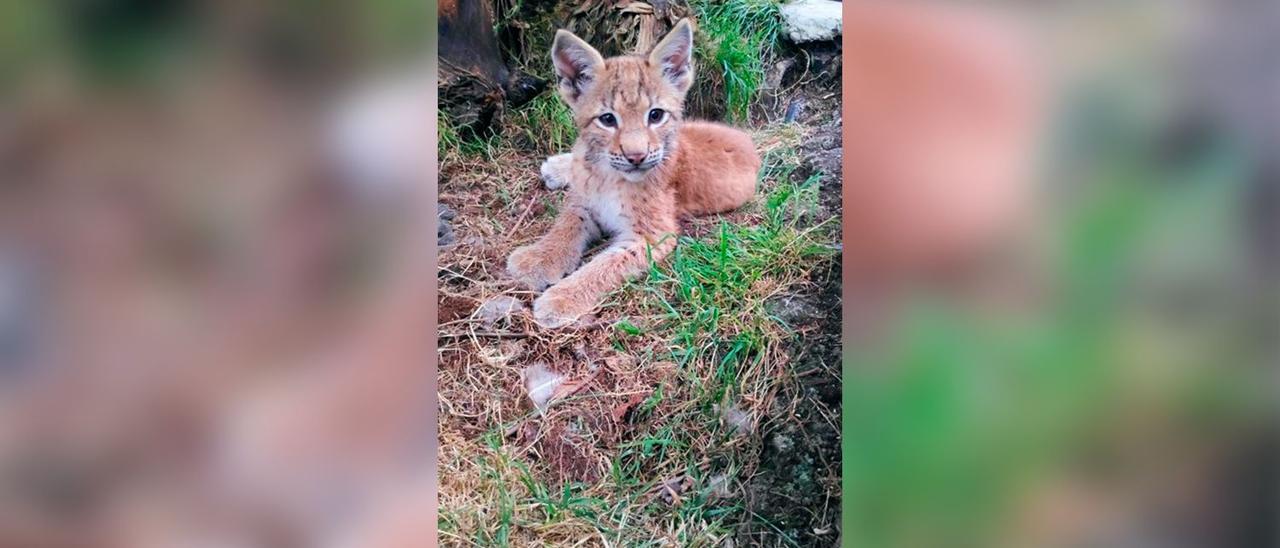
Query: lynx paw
507 244 576 291
540 153 572 190
532 286 595 329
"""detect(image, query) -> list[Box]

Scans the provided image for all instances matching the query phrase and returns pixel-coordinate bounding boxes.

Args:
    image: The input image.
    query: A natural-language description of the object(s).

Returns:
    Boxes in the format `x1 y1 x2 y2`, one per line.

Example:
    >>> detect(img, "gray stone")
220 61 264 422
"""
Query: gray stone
766 294 825 327
780 0 842 43
438 216 455 247
438 205 456 246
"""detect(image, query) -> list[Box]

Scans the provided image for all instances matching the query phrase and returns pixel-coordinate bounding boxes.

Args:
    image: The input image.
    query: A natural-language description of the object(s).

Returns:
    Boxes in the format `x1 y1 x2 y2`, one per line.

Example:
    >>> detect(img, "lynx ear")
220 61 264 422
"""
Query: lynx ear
649 19 695 94
551 30 606 108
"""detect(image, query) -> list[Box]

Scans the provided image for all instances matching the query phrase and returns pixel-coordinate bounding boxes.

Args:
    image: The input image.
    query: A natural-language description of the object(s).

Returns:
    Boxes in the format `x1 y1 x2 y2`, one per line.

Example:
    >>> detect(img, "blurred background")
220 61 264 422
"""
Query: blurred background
842 1 1277 547
0 1 437 546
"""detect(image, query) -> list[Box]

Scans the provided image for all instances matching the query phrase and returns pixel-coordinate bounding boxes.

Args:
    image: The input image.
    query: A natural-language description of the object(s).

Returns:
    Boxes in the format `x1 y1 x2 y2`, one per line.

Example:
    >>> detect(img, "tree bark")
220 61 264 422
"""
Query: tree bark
439 0 547 137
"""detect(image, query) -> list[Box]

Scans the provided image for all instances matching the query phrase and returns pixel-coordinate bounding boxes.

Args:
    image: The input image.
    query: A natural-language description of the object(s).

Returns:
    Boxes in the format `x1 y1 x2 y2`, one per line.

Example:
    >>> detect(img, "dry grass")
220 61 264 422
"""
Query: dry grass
438 109 837 545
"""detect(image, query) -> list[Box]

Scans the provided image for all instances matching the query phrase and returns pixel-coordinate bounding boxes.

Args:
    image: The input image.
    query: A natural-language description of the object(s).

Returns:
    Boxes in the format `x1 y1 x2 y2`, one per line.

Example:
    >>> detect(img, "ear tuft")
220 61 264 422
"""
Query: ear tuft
649 19 695 94
551 30 605 108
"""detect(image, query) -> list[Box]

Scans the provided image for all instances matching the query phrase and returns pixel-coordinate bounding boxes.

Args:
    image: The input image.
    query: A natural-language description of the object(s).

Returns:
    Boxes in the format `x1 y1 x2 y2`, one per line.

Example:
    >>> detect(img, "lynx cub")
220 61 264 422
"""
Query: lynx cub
508 19 760 327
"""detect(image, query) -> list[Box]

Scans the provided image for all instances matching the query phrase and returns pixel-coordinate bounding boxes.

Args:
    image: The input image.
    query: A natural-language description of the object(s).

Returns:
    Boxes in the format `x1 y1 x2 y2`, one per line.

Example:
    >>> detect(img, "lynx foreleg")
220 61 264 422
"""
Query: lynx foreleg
532 233 677 327
507 204 601 291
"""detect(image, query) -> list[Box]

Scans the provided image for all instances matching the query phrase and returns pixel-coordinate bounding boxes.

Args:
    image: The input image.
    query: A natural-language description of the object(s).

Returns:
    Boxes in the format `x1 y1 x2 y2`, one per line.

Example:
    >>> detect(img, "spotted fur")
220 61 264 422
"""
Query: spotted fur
508 19 760 327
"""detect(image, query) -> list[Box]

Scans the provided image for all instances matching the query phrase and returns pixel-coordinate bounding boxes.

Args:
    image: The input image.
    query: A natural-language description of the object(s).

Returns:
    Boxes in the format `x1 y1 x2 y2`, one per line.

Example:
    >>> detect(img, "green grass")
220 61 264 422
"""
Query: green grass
437 18 820 540
506 92 577 155
690 0 784 122
593 169 835 538
438 110 461 157
438 110 503 161
439 87 573 164
443 1 784 156
439 135 838 544
635 176 833 390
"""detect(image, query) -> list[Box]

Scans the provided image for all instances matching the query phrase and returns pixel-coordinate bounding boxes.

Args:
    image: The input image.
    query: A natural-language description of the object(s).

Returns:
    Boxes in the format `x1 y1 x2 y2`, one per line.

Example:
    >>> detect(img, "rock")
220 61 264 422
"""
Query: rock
438 216 455 247
767 294 825 327
801 123 843 183
764 58 795 90
438 204 457 246
780 0 843 43
473 295 526 326
437 205 456 246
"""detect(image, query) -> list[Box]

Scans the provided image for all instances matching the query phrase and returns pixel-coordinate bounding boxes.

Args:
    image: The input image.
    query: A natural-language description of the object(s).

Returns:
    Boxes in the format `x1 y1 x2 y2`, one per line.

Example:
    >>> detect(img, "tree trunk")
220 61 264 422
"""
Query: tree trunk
439 0 547 137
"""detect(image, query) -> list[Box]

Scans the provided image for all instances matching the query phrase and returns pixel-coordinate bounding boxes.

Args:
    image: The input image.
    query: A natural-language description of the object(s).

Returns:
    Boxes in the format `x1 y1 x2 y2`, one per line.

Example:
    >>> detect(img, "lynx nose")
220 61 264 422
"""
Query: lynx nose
623 151 647 166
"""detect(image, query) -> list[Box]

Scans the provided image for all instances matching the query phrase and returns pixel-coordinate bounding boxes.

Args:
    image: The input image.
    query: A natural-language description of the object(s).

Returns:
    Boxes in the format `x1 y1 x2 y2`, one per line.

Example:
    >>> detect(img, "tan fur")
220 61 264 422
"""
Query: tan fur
508 19 760 327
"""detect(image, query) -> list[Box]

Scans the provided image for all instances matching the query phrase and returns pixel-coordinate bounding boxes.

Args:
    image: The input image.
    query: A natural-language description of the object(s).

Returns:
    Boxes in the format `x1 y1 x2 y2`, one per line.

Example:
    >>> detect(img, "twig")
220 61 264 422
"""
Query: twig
439 331 530 339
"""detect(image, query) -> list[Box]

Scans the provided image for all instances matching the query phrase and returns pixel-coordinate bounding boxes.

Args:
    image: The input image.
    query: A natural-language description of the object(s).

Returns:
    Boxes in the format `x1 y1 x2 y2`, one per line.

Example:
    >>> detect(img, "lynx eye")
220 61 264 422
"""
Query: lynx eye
648 108 667 125
597 113 618 128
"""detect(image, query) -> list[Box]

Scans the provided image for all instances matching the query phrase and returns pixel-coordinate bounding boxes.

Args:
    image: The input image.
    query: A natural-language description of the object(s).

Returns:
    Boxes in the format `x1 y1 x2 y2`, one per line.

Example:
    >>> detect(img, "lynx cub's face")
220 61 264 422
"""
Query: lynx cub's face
551 20 695 182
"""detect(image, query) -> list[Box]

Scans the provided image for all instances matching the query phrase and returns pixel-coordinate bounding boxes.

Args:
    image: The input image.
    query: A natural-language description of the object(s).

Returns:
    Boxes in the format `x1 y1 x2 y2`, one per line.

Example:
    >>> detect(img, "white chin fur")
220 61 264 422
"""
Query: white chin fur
619 170 648 182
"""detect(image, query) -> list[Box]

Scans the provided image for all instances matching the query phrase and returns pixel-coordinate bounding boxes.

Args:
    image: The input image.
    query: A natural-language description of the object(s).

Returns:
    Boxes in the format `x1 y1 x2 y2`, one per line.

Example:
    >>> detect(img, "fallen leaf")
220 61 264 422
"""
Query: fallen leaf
603 353 636 370
611 391 650 423
654 474 692 505
549 366 602 403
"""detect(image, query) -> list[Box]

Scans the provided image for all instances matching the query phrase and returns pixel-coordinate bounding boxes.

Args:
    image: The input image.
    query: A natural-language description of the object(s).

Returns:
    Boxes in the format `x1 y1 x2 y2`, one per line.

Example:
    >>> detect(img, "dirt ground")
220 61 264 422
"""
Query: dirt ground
740 103 843 545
